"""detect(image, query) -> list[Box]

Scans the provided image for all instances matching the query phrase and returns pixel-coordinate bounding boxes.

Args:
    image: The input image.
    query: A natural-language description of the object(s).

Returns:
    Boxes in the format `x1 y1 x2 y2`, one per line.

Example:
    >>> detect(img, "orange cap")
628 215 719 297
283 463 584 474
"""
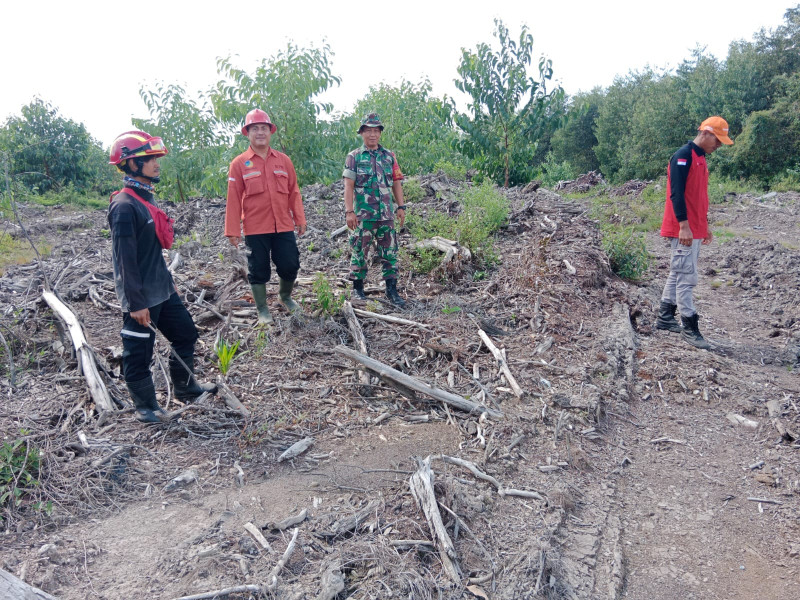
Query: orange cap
698 116 733 145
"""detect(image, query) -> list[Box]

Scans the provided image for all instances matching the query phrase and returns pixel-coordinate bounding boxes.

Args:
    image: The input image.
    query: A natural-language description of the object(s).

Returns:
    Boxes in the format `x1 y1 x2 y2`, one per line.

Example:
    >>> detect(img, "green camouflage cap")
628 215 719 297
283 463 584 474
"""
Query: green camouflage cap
358 113 384 134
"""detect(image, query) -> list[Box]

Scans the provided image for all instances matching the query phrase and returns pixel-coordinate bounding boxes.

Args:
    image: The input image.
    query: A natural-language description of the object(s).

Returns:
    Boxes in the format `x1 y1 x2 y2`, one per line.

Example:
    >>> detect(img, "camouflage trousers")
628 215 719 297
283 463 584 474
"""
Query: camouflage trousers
348 219 398 281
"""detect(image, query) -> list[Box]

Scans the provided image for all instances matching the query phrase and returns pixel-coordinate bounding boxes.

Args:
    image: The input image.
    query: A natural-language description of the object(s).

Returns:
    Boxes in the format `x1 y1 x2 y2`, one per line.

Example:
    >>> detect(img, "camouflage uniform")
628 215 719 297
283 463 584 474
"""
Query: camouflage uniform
342 137 404 281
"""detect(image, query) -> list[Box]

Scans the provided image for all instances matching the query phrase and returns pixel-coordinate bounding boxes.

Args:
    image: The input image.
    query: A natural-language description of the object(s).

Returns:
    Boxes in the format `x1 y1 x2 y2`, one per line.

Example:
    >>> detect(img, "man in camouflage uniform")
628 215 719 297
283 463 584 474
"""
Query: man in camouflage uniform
343 113 407 308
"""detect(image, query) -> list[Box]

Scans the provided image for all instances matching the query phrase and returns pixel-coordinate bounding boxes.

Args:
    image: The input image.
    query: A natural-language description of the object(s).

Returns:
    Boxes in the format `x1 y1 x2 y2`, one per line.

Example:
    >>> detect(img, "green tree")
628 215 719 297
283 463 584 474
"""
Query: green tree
549 89 602 174
728 72 800 182
344 80 462 176
594 70 655 182
211 43 341 185
454 19 563 187
0 98 116 195
134 83 231 199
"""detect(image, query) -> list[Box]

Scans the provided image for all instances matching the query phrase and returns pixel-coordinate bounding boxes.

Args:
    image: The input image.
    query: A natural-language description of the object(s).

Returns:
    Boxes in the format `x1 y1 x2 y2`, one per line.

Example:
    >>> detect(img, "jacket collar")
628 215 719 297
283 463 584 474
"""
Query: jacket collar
246 145 276 160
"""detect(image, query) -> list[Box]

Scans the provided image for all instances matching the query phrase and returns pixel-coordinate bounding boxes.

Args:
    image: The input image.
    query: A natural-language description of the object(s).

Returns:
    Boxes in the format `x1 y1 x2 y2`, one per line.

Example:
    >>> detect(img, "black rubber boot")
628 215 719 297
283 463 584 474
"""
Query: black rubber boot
385 279 406 309
127 377 168 423
656 300 682 333
352 279 366 301
681 313 711 350
170 356 217 402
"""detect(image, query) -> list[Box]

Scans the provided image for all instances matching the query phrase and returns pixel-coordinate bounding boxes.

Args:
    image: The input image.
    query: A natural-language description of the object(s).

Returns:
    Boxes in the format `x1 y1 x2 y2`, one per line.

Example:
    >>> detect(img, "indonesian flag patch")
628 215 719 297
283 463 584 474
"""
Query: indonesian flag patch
677 158 688 166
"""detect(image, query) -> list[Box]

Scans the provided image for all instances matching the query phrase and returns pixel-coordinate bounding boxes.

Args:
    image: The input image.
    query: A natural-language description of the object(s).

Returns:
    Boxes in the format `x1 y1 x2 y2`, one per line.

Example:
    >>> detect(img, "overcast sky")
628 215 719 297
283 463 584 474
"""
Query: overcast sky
1 0 792 146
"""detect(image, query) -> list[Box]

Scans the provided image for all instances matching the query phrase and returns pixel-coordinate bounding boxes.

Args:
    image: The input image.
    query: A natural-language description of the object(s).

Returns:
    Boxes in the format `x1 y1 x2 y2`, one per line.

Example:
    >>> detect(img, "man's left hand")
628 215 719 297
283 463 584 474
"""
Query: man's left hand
702 231 713 245
296 224 307 236
397 208 406 228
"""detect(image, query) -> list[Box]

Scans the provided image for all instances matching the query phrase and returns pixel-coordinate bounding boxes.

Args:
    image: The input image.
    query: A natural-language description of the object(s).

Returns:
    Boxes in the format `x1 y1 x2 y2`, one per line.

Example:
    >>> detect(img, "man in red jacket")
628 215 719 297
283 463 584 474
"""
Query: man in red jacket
225 109 307 325
656 116 733 349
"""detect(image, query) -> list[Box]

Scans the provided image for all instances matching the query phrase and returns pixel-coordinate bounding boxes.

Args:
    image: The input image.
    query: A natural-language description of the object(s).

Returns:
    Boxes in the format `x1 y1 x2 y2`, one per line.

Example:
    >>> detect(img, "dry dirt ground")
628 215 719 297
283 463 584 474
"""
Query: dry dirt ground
0 176 798 600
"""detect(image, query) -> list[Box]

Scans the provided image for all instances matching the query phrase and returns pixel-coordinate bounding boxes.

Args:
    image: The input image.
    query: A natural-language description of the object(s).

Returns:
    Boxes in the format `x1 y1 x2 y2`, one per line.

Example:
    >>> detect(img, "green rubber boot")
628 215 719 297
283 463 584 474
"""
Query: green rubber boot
250 283 273 325
278 278 301 313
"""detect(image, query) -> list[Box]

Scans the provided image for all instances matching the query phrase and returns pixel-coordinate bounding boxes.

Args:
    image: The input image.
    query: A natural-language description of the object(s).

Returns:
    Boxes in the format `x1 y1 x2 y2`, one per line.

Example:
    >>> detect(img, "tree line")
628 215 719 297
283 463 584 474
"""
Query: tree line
2 7 799 203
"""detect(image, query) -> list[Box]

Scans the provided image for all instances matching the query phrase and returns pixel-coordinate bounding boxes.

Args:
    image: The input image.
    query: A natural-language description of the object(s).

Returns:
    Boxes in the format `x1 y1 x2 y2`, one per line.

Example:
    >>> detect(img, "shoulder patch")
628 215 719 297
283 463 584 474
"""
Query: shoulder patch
676 158 688 166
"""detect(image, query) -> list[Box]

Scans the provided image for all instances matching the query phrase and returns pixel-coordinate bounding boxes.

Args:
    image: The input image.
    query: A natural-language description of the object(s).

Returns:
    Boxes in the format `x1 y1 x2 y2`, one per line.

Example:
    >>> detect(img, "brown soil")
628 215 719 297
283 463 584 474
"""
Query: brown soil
0 178 798 599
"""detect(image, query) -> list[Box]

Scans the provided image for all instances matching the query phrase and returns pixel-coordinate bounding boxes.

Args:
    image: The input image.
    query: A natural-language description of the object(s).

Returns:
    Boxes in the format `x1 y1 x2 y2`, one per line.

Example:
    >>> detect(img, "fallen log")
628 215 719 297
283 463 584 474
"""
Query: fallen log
0 568 58 600
414 236 472 263
334 346 502 418
409 456 461 583
277 437 314 462
42 291 115 413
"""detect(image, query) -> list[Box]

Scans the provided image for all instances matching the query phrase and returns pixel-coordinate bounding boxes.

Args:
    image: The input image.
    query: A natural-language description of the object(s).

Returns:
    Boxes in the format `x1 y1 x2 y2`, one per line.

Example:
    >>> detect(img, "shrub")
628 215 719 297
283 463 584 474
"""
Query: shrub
406 181 509 268
404 246 441 275
401 177 425 205
312 272 346 316
535 152 577 188
433 159 468 180
0 437 41 511
602 228 650 280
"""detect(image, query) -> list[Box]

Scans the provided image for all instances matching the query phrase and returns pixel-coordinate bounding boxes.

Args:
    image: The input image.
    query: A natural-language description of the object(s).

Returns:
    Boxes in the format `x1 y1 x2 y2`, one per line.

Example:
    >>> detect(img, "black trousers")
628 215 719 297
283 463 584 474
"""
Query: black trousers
244 231 300 285
120 292 198 383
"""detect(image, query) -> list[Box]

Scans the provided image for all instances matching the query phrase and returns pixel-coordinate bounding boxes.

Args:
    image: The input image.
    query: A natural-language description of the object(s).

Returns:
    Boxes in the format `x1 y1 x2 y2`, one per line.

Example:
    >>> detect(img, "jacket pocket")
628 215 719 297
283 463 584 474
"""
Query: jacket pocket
670 246 694 274
243 171 264 196
274 171 289 194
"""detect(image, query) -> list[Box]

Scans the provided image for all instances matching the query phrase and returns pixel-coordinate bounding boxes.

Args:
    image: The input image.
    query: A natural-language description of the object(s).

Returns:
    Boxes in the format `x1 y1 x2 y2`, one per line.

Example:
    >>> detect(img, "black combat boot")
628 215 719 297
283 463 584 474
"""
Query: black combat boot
681 313 711 350
352 279 366 301
656 300 682 333
127 377 169 423
170 356 217 402
385 279 406 309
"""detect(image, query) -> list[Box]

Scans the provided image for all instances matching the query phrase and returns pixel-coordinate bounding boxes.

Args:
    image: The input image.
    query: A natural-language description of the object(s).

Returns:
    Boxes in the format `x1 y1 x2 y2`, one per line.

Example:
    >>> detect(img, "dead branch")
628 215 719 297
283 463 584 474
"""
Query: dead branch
477 330 524 398
265 527 300 591
330 224 349 238
215 379 250 418
244 522 274 553
335 346 502 418
42 291 115 413
342 301 371 393
278 437 314 462
409 456 461 583
0 328 15 388
767 399 796 441
436 455 547 503
264 508 308 532
173 584 262 600
351 308 432 330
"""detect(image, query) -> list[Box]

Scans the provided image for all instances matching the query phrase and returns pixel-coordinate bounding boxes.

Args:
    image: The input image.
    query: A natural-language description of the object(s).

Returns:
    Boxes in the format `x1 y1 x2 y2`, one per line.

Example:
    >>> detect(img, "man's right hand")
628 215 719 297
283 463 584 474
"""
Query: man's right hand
678 221 693 246
130 307 151 327
346 212 358 230
227 236 240 248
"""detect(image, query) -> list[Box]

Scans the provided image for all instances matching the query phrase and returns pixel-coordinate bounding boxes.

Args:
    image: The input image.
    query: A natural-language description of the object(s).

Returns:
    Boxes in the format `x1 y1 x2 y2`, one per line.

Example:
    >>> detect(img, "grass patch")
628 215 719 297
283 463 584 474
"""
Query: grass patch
602 227 650 281
406 181 509 269
0 234 51 276
707 175 761 204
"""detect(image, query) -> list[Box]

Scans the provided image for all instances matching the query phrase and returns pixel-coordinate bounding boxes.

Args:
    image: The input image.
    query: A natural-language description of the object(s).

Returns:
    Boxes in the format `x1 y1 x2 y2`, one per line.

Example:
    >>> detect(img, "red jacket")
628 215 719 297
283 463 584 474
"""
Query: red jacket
225 146 306 237
660 142 709 239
